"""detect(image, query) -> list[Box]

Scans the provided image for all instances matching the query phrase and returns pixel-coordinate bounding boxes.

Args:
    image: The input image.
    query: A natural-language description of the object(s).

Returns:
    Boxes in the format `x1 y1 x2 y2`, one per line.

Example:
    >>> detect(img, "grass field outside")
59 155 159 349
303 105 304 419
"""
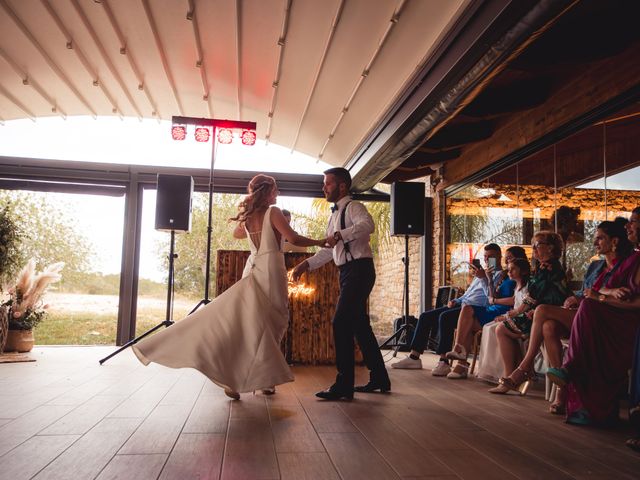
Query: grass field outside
34 292 393 345
35 293 195 345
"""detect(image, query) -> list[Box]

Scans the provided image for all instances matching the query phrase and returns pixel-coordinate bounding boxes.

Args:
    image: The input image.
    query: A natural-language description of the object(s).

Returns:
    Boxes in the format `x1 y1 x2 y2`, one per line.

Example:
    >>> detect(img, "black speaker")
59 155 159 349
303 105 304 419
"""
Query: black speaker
155 174 194 232
390 181 425 236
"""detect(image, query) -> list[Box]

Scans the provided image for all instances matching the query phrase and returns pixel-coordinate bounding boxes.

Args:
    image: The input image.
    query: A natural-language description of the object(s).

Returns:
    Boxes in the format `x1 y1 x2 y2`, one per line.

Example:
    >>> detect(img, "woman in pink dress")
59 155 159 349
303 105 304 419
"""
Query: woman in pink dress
548 212 640 426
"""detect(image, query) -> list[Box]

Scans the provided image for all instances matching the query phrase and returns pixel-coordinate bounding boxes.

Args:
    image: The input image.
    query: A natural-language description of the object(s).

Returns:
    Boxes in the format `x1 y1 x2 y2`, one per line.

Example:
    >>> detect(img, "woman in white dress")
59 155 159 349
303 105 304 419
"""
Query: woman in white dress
133 174 325 399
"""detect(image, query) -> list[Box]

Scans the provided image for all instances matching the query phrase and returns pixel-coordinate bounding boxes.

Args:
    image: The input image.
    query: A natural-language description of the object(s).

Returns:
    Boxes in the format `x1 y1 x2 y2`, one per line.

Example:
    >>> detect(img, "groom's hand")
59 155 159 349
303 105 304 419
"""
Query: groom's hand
292 261 309 281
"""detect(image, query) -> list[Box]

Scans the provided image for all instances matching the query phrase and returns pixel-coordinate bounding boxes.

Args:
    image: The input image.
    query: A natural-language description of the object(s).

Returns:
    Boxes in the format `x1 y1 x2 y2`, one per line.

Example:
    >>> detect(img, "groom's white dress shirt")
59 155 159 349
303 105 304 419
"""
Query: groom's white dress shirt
306 196 375 269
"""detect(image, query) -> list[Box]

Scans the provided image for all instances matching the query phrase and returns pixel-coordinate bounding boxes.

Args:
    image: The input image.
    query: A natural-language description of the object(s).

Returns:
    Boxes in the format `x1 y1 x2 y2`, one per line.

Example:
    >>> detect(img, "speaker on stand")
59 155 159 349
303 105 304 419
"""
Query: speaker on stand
100 174 193 365
379 181 425 355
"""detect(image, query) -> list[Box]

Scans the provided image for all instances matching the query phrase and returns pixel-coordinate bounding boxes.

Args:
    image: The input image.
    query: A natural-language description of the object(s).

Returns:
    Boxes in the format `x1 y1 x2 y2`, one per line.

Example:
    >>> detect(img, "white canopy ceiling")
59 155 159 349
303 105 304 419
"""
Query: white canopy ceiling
0 0 468 167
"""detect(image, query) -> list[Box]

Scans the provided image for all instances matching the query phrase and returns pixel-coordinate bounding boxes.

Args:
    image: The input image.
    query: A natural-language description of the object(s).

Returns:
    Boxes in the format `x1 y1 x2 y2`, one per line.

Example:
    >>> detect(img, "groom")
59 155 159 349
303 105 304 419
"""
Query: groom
293 167 390 400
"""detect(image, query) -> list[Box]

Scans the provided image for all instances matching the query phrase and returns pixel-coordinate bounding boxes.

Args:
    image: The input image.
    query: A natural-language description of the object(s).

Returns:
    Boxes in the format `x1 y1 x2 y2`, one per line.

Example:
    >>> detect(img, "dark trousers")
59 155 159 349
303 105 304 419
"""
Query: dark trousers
333 258 387 389
410 306 461 356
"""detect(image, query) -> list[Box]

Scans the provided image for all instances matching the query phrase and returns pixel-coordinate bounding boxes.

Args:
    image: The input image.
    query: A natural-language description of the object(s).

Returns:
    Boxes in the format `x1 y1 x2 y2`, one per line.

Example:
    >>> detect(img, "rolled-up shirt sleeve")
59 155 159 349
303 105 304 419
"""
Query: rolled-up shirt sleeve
306 246 334 271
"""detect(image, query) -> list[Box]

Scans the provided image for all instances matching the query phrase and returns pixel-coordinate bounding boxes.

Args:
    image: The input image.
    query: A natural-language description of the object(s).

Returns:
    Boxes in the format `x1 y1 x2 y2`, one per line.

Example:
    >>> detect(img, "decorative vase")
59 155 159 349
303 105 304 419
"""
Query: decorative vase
0 306 8 354
4 329 34 353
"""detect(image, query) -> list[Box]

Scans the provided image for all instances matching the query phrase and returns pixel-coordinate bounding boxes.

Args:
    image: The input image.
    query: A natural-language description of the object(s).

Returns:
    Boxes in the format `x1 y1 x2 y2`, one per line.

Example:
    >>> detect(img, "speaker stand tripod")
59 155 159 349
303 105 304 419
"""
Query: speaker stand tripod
378 234 414 355
99 230 178 365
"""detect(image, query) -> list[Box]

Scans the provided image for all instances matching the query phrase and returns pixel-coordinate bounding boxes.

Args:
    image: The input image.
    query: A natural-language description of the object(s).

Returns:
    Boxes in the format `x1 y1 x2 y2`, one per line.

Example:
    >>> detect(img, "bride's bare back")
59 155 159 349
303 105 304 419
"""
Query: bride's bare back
244 208 281 250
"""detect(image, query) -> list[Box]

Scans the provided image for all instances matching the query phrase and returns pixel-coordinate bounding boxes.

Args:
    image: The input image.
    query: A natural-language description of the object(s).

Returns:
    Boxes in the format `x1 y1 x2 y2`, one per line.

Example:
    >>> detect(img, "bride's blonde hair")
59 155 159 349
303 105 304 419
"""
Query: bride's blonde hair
230 174 277 223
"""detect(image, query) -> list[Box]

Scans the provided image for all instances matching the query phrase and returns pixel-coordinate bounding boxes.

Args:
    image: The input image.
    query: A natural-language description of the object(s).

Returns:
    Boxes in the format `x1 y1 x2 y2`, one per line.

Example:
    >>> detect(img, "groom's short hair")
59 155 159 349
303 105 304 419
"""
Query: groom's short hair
324 167 352 190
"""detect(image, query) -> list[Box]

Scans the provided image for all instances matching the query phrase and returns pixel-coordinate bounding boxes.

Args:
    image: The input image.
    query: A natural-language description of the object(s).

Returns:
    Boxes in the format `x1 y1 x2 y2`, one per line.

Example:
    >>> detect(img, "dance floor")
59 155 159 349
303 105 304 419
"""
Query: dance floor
0 346 638 480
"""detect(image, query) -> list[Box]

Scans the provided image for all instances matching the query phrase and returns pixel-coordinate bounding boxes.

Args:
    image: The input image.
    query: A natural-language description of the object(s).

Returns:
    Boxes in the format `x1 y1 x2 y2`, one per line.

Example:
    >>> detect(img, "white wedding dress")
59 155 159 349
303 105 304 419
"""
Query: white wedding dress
132 207 294 393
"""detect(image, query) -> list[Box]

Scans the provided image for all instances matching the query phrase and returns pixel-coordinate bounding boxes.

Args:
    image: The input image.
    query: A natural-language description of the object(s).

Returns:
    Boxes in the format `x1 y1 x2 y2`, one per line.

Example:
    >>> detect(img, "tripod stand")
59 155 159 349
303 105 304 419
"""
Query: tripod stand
189 139 218 314
379 234 415 355
99 230 178 365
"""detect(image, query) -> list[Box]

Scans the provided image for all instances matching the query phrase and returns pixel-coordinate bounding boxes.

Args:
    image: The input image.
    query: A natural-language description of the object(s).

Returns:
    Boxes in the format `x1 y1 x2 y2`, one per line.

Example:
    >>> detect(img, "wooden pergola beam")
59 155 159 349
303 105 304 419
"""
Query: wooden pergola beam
441 40 640 190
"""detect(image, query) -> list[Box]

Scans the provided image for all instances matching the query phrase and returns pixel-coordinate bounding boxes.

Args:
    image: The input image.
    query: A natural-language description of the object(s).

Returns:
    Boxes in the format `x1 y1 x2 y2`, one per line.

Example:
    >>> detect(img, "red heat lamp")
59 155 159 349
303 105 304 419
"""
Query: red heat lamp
194 127 210 142
241 129 257 146
217 128 234 144
171 125 187 141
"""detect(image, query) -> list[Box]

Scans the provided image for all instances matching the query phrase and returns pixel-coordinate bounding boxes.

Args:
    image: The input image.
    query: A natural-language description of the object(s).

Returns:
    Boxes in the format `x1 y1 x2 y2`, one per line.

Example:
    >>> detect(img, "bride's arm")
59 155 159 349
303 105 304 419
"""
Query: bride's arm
271 208 325 247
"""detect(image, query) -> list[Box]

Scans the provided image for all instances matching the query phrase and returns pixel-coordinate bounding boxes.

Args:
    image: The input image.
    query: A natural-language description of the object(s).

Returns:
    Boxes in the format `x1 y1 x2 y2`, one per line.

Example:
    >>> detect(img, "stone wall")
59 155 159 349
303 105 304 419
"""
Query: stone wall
369 236 421 336
369 177 440 336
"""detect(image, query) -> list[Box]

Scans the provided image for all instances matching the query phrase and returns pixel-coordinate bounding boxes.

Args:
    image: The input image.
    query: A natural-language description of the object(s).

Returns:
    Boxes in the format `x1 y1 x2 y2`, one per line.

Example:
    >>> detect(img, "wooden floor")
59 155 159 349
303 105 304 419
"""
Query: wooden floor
0 347 639 480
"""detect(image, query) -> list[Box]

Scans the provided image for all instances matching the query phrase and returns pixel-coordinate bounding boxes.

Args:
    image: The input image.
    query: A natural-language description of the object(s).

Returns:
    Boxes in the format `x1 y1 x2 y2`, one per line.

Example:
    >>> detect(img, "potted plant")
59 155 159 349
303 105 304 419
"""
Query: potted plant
0 204 23 354
2 259 64 352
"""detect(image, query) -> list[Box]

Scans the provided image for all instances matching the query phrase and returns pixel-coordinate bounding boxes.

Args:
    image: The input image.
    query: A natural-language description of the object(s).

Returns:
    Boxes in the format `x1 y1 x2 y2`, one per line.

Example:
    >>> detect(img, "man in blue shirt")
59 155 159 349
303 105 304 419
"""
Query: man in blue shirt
392 243 506 376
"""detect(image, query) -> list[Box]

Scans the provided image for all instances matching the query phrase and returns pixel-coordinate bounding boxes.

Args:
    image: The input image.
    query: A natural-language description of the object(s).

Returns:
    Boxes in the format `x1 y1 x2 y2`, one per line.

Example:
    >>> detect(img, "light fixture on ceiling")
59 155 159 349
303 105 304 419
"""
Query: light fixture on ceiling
171 125 187 141
241 130 257 146
217 128 234 144
194 127 210 143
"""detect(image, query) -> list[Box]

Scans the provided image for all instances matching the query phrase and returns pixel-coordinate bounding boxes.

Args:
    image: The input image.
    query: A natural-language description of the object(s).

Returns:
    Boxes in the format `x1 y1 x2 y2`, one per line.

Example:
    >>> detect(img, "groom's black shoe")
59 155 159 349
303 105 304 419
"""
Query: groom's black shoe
354 377 391 393
315 385 354 401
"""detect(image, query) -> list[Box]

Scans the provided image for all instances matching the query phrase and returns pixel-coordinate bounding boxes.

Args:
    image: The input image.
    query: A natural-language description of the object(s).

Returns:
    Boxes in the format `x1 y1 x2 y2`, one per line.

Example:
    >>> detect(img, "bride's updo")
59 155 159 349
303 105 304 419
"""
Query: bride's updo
230 174 277 223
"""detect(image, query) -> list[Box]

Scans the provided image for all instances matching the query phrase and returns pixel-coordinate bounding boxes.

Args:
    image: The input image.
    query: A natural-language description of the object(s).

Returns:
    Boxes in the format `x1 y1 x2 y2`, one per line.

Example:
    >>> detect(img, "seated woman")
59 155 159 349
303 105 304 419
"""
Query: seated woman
492 219 630 411
628 327 640 452
626 208 640 451
478 257 530 384
491 231 573 394
548 208 640 426
444 247 517 379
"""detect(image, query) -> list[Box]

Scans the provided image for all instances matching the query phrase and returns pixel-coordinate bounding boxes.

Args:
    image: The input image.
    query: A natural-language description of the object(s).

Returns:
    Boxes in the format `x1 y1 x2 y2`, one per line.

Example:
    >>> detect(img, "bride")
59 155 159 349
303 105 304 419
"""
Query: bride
132 174 325 399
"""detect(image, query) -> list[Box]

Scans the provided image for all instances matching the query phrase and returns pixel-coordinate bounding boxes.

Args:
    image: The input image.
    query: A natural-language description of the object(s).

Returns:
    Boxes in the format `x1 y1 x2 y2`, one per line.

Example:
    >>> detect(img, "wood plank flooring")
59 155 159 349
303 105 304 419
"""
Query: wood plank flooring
0 346 638 480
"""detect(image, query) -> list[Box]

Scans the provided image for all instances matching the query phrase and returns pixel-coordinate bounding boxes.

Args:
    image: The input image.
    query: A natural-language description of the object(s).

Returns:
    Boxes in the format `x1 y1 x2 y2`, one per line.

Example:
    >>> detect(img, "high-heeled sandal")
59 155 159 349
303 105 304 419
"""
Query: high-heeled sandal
498 367 535 396
549 387 566 415
446 362 469 379
546 367 569 387
445 344 467 361
488 384 511 394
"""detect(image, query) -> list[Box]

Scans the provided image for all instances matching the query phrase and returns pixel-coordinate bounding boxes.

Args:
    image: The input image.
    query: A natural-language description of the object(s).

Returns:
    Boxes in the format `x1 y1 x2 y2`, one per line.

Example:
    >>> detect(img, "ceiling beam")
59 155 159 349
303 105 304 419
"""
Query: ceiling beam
292 0 345 154
318 0 406 160
100 0 160 118
265 0 291 145
141 0 184 116
0 47 67 118
186 0 213 117
69 0 143 119
0 82 36 121
0 0 97 117
41 0 122 118
442 40 640 191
